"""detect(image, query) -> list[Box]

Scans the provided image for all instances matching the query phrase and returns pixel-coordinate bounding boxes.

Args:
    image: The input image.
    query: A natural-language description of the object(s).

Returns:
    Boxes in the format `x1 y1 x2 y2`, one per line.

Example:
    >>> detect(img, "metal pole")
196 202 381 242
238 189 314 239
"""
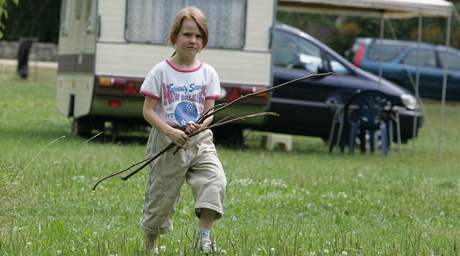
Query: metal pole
412 15 422 153
378 11 385 89
439 9 452 158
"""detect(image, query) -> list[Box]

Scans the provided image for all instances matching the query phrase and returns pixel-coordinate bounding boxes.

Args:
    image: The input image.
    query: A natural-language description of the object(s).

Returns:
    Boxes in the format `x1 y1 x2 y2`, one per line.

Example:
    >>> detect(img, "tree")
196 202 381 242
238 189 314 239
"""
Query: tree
2 0 60 43
0 0 18 38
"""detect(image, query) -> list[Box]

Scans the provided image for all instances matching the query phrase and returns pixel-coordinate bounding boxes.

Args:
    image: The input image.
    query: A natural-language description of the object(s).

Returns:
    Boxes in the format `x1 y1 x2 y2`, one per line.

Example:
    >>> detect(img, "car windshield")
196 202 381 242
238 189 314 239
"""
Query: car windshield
273 30 322 72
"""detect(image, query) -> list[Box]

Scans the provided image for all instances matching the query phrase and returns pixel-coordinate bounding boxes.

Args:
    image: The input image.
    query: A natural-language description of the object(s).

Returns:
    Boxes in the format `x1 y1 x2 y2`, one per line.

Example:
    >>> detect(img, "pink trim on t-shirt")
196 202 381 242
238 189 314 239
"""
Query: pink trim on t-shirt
165 59 203 73
205 95 220 100
140 90 160 100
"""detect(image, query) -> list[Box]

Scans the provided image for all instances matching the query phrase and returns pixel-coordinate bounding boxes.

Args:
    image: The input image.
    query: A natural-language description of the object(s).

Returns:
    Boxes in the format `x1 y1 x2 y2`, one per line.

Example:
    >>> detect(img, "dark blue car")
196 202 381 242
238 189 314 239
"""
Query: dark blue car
349 38 460 101
268 24 422 143
216 23 423 146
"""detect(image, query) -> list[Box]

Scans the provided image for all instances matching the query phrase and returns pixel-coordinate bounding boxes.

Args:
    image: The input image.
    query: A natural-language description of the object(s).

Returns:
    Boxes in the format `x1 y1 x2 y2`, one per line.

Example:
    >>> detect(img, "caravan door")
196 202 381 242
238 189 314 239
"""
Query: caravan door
56 0 98 135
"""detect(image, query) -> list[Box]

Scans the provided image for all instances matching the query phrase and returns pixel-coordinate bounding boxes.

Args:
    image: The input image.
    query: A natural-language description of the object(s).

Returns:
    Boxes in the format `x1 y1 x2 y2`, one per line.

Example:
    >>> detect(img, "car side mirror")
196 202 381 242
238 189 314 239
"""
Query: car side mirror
317 65 328 74
291 54 305 70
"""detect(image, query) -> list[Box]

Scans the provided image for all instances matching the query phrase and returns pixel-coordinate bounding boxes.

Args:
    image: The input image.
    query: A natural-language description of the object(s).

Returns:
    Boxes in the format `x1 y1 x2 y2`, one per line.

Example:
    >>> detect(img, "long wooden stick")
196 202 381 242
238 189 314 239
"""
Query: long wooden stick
119 112 278 181
92 112 278 190
196 72 333 124
92 73 332 190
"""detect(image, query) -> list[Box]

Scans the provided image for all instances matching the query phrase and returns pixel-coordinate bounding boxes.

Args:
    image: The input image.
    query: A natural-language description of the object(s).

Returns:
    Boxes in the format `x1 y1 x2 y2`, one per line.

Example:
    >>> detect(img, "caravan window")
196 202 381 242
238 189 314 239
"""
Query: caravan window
125 0 246 49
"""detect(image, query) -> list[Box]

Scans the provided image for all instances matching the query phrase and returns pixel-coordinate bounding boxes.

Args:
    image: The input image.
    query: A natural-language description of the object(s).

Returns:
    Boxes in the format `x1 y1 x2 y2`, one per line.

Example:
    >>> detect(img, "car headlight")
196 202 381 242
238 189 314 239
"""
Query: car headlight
400 94 418 110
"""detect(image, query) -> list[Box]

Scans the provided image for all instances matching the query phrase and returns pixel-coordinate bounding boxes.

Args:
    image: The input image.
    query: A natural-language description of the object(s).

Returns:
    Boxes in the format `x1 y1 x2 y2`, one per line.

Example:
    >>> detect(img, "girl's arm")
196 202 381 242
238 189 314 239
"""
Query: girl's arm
201 99 215 127
186 99 215 134
143 97 188 146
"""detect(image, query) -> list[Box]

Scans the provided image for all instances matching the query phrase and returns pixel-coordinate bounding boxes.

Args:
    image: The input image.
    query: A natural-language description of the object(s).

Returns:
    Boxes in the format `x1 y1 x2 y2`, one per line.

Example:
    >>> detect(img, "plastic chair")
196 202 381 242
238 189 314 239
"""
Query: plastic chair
329 90 394 156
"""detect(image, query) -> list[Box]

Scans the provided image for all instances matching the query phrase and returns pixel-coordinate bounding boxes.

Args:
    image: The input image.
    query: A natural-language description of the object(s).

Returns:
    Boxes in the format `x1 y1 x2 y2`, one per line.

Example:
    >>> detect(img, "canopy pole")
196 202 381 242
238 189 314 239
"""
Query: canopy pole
438 9 452 158
412 15 422 153
454 7 460 24
378 11 385 89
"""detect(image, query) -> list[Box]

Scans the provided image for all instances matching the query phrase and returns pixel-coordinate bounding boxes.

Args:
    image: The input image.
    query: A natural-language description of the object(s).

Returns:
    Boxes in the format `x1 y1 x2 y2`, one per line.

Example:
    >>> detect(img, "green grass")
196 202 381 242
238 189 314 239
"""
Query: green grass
0 66 459 255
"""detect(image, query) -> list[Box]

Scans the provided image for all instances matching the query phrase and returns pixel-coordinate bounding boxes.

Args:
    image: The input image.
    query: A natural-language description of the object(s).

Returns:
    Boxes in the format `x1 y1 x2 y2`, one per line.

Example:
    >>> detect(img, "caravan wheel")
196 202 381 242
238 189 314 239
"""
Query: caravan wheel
71 117 95 138
212 124 244 147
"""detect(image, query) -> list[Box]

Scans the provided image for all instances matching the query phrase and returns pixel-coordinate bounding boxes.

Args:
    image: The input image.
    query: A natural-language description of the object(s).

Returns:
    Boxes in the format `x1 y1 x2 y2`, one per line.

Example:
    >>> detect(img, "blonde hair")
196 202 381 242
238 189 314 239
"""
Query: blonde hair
169 6 208 48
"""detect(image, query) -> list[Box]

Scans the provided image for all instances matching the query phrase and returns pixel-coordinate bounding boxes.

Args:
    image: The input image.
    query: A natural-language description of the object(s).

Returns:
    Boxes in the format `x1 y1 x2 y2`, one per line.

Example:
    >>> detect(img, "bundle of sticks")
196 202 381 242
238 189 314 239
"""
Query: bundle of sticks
92 72 332 191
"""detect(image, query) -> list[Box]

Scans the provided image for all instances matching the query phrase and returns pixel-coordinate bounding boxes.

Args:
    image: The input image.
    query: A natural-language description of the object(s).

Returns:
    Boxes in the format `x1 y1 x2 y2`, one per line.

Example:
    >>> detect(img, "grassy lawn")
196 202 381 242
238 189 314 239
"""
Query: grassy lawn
0 66 459 255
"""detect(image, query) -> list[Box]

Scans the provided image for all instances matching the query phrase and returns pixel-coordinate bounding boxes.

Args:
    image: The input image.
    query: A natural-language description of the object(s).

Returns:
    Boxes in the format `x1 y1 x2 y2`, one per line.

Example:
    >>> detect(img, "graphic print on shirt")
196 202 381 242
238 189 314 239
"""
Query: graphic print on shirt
175 101 198 127
162 82 206 127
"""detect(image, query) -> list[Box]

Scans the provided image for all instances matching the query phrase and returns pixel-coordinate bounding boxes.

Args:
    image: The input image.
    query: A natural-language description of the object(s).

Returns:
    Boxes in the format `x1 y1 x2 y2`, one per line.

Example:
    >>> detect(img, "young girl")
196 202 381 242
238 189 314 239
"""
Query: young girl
139 6 226 253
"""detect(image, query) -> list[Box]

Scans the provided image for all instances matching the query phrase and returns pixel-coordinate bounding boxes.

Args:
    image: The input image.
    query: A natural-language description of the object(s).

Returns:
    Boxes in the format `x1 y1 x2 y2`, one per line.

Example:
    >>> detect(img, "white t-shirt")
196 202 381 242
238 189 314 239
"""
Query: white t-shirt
140 59 221 127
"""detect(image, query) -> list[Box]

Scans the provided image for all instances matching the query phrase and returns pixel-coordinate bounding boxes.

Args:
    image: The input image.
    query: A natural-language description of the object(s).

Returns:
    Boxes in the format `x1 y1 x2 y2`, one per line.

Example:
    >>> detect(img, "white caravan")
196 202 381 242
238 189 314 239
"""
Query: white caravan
57 0 276 138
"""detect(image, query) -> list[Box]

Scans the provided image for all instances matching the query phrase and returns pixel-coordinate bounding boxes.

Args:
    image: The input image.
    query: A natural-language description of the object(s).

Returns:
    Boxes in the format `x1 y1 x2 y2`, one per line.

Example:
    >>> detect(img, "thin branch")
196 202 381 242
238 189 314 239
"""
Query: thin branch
81 131 104 145
212 114 233 126
118 112 278 182
196 72 333 124
91 147 170 191
24 135 66 171
92 73 333 191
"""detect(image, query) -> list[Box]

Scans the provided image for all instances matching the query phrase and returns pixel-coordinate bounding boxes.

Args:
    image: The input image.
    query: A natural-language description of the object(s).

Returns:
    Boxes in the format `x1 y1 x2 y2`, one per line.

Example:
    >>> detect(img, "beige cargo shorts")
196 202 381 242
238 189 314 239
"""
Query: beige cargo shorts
140 128 227 236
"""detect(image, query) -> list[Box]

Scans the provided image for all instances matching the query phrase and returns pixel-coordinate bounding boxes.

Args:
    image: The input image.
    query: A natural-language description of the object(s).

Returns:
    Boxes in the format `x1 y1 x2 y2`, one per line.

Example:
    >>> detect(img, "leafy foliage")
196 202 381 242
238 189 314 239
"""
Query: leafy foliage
1 0 59 42
0 0 18 38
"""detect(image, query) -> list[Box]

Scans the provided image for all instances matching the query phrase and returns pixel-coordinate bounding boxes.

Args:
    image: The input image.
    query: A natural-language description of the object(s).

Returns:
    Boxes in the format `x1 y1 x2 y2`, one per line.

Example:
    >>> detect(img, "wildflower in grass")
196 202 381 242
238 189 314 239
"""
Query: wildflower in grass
338 191 348 198
264 178 287 188
233 178 254 187
72 175 86 182
342 251 348 255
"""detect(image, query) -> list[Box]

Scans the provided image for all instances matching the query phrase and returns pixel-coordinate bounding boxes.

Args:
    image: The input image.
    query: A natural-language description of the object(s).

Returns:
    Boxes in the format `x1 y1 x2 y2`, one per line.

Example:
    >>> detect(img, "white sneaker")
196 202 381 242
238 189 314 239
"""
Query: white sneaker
196 236 213 253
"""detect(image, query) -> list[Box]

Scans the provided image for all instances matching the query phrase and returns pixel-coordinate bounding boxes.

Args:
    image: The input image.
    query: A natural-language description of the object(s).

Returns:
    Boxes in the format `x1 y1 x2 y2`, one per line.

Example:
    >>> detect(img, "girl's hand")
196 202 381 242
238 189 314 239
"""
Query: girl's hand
185 122 202 135
166 127 189 146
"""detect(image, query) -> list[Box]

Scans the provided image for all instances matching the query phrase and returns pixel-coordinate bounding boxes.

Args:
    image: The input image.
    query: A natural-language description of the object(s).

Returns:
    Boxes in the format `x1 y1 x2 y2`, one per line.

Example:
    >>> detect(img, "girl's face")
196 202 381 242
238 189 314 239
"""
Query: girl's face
174 18 204 59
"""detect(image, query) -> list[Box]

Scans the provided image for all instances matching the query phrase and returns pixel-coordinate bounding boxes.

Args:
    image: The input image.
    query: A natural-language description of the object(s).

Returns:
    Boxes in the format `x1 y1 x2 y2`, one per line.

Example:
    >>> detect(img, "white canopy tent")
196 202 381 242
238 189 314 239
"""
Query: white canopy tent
278 0 453 18
278 0 454 155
